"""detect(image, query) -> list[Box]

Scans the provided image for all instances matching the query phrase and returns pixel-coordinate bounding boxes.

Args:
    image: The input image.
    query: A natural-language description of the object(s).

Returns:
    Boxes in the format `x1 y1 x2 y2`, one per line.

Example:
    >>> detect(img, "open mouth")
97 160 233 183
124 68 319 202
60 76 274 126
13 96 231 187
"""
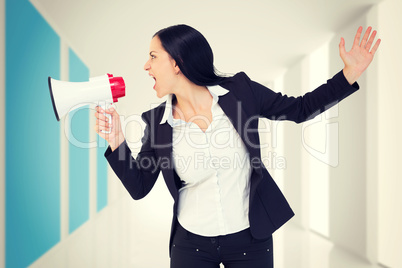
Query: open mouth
149 73 156 89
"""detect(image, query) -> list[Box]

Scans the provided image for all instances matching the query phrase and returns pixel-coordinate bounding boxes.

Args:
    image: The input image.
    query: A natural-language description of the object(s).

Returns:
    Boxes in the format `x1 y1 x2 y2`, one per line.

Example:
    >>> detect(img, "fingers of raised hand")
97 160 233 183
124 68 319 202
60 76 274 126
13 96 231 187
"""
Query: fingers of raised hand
353 26 363 47
339 37 346 56
352 26 381 55
370 38 381 55
365 29 377 50
361 27 381 55
360 26 372 48
365 31 381 55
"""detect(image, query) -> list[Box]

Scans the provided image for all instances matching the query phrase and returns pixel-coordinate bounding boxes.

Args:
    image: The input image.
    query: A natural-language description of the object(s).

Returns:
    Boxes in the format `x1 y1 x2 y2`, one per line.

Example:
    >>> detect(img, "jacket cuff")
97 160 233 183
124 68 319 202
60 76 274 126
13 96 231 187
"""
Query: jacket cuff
104 140 129 160
335 69 359 90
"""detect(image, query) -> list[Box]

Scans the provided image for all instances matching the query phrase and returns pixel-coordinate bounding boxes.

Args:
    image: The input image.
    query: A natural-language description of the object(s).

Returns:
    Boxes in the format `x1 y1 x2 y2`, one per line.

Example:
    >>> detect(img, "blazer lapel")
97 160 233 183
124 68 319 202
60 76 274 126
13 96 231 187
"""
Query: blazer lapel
218 91 261 166
155 120 180 201
218 91 264 201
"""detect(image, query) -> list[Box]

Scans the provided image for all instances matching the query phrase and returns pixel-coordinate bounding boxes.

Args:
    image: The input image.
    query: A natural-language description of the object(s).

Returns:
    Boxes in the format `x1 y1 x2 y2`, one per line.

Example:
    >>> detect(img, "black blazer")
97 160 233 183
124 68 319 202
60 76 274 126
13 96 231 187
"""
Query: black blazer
105 70 359 253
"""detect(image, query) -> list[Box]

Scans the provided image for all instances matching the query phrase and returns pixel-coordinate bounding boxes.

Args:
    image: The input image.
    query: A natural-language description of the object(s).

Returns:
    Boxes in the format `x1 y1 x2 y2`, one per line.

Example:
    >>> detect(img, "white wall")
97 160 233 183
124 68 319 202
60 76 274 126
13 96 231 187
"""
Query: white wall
277 2 402 267
376 0 402 267
278 12 373 265
327 16 369 259
365 5 380 265
304 42 332 238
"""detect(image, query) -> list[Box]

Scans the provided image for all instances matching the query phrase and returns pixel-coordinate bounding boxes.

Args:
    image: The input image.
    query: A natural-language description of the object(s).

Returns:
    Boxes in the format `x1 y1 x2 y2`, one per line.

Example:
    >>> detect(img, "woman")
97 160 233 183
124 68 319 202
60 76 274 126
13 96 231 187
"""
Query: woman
95 24 380 268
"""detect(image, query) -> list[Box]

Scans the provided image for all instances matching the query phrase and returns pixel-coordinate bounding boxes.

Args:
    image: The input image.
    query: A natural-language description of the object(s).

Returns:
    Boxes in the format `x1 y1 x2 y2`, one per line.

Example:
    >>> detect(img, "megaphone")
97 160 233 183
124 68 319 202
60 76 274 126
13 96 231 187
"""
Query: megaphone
48 74 125 132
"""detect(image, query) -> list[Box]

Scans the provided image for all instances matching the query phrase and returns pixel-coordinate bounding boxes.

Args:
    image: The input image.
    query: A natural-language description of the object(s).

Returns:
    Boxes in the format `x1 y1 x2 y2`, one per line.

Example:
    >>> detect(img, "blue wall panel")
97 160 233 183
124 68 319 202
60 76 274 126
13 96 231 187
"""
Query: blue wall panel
97 136 108 212
68 48 90 233
5 0 60 267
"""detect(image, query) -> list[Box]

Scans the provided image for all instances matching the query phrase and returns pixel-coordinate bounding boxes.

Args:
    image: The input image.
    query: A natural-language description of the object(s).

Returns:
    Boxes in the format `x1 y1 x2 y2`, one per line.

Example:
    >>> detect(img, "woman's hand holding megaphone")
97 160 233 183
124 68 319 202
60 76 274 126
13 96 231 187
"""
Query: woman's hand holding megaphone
95 106 125 151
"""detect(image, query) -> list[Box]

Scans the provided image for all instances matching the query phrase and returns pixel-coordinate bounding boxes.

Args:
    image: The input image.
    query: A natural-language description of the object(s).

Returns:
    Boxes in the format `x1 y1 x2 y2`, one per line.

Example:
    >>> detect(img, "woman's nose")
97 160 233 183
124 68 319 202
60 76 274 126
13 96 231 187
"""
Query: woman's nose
144 60 150 71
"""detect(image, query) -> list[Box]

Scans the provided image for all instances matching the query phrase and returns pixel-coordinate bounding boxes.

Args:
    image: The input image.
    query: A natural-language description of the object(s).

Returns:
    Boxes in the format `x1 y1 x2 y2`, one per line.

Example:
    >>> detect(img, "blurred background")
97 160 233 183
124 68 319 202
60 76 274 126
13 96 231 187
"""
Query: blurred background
1 0 401 267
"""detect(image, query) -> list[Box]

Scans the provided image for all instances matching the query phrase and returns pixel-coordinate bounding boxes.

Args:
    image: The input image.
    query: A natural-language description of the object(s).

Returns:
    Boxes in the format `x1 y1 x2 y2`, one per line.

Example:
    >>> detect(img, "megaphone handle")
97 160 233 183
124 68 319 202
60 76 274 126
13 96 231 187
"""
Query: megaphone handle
99 102 113 134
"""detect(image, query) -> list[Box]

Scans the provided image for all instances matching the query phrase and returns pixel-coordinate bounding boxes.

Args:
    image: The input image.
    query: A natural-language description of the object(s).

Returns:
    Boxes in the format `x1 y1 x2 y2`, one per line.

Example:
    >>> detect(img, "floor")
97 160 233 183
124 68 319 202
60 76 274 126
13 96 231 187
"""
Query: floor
28 193 389 268
228 223 387 268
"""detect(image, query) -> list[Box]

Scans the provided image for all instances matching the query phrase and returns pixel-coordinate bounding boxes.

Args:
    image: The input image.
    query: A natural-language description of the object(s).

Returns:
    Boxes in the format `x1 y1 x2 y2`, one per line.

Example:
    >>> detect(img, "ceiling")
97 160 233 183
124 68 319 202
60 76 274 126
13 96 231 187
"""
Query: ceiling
30 0 383 84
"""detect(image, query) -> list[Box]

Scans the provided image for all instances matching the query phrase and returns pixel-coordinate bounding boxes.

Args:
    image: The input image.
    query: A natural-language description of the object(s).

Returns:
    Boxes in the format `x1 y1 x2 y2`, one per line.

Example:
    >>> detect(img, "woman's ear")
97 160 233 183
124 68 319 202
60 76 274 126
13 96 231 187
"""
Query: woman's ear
173 62 181 75
169 56 181 75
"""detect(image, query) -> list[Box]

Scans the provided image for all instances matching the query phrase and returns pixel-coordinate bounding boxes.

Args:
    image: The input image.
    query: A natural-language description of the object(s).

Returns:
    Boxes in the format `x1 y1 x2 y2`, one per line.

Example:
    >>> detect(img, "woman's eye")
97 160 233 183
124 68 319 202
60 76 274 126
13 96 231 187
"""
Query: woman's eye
150 55 156 59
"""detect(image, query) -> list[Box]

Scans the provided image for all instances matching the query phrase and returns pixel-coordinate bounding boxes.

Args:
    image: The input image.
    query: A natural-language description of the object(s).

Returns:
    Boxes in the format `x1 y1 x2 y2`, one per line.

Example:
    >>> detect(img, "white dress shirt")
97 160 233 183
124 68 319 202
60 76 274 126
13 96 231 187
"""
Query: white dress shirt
159 85 252 237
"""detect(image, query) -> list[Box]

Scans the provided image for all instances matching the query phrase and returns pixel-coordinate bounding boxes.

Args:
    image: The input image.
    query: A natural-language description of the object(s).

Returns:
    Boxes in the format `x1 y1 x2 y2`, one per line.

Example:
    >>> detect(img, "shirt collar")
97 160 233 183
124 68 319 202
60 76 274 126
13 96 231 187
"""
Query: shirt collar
159 85 229 125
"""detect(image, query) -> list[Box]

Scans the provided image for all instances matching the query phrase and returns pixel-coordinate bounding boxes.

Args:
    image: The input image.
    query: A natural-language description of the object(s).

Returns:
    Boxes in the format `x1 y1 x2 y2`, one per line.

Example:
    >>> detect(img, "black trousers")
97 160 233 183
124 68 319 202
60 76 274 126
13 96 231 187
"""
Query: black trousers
170 223 273 268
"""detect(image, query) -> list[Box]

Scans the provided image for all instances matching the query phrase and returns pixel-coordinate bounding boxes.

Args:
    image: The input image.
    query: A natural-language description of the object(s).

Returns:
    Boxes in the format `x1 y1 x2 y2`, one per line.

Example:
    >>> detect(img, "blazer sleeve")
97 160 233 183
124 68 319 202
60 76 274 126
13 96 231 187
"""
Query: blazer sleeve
104 113 160 200
243 70 359 123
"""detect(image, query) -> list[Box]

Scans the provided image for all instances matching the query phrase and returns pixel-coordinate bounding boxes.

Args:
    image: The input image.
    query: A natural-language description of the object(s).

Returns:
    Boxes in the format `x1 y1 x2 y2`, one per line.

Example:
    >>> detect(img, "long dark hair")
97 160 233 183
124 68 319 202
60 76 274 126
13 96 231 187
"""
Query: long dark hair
153 24 227 86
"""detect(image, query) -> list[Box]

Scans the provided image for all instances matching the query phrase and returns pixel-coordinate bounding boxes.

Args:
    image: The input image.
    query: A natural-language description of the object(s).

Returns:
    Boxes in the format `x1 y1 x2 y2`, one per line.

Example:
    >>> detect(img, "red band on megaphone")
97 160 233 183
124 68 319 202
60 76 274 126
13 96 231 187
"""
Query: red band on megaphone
109 76 125 102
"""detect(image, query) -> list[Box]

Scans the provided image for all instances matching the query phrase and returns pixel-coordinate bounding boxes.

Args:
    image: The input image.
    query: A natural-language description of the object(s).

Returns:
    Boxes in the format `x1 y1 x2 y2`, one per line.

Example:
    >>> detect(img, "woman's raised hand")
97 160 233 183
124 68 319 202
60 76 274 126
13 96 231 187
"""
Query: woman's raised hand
339 26 381 84
94 106 125 151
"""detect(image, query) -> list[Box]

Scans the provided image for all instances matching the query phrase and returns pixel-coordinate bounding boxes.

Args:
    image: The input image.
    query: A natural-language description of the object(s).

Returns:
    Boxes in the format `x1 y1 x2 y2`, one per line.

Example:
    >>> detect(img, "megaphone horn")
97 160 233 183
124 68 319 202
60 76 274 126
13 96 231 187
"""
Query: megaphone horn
48 74 125 121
